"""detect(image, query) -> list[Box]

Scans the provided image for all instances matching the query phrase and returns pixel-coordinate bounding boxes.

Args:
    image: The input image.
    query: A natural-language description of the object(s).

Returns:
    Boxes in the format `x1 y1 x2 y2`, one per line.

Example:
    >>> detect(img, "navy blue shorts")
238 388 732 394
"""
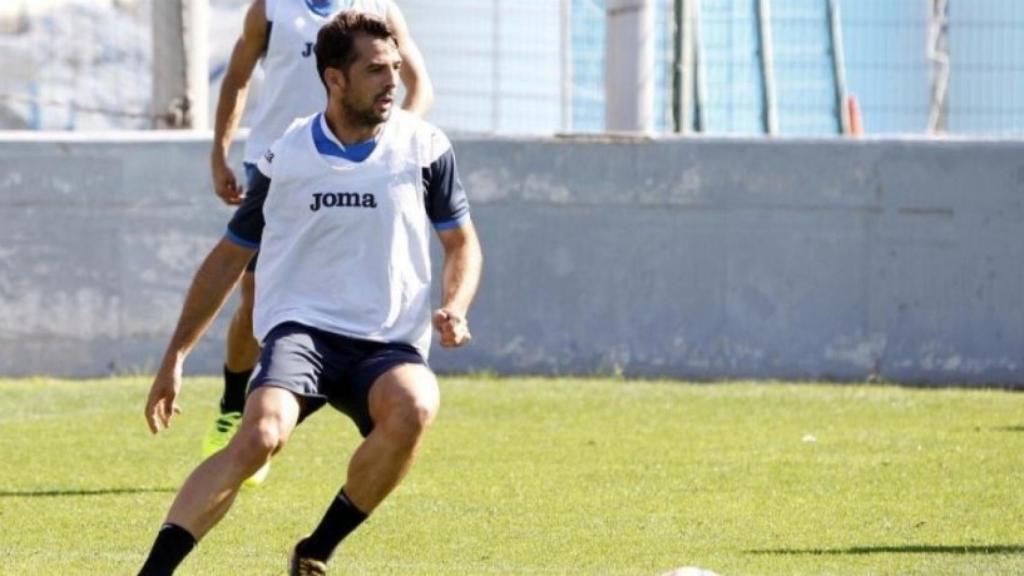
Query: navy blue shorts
248 322 428 436
243 162 260 273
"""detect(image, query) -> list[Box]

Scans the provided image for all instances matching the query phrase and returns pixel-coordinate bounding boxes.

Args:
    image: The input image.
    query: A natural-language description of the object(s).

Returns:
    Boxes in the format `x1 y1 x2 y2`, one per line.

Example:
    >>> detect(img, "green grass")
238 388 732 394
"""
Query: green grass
1 376 1023 575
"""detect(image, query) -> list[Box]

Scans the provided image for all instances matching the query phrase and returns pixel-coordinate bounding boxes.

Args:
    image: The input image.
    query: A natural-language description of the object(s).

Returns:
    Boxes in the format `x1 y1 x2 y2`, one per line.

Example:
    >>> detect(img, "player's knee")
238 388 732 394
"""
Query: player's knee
233 418 285 462
386 387 439 445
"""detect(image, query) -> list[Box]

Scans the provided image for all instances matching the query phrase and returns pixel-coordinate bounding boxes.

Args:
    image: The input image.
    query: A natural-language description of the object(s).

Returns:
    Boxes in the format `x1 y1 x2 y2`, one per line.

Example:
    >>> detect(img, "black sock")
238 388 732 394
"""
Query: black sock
138 523 197 576
295 488 369 561
220 365 253 414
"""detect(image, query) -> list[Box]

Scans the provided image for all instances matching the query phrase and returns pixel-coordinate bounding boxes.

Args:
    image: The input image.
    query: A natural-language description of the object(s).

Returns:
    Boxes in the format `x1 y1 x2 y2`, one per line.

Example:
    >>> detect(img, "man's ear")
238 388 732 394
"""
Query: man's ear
324 67 346 95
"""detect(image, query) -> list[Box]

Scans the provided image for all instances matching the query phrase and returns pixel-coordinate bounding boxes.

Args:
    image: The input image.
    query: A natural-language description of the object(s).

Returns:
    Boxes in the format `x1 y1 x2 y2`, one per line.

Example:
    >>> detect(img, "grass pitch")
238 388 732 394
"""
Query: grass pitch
0 375 1022 575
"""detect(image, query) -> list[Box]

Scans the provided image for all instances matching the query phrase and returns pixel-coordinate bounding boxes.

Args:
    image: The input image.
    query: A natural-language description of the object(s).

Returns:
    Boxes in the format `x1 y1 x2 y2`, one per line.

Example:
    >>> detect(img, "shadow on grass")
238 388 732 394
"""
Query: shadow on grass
0 487 175 498
749 545 1024 556
993 426 1024 432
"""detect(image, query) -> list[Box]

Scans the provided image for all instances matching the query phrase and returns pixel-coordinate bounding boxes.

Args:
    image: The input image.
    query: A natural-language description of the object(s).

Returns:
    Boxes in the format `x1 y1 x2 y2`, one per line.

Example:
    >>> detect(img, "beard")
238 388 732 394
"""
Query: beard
341 90 392 129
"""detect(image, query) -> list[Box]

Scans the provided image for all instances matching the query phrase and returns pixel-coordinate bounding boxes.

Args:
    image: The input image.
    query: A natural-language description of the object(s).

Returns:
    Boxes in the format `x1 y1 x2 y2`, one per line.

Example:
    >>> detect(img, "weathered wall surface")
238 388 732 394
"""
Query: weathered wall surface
1 133 1022 384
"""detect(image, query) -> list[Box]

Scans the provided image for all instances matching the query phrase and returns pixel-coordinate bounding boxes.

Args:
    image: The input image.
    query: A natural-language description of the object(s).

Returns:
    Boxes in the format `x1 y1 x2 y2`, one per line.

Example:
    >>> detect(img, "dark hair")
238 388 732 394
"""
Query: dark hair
315 11 397 87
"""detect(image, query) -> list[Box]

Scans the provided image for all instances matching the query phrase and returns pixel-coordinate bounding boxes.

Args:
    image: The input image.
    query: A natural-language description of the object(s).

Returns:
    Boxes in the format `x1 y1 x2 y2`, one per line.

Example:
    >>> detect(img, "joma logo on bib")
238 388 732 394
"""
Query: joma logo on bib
310 192 378 211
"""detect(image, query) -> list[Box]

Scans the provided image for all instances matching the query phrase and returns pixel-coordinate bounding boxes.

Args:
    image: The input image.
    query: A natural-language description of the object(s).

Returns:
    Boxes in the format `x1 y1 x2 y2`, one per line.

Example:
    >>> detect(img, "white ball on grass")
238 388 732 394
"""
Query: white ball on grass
659 567 721 576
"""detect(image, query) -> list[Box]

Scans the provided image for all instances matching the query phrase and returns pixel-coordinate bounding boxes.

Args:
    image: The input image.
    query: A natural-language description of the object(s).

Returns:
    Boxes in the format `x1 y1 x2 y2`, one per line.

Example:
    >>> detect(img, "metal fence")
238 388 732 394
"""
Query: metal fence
1 0 1023 136
683 0 1024 137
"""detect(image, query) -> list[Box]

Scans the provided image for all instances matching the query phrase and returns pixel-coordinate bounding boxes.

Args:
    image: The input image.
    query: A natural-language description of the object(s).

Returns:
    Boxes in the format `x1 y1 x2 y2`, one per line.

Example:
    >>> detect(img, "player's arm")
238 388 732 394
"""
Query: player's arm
145 170 271 434
434 221 483 347
424 130 481 347
386 1 434 116
210 0 268 205
145 240 254 433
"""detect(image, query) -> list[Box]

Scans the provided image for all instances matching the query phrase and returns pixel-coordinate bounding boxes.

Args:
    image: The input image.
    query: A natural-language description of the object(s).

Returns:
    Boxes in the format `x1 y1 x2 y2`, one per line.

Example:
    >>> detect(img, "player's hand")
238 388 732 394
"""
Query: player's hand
145 360 184 434
211 157 245 206
433 309 472 348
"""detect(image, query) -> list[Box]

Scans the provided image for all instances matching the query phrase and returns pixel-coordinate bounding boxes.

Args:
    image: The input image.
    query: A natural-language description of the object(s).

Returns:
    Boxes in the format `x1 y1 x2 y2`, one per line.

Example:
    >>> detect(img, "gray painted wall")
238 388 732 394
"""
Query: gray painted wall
1 133 1022 384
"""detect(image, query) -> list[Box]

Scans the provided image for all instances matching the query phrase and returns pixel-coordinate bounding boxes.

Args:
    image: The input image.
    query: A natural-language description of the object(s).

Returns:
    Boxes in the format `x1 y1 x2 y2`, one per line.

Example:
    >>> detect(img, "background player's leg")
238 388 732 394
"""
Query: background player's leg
223 270 260 409
203 270 267 484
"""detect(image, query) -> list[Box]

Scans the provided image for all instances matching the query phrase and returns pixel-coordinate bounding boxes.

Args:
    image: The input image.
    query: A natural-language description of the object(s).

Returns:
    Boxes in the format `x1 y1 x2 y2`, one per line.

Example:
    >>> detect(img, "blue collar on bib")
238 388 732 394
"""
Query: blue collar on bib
313 113 380 163
305 0 338 17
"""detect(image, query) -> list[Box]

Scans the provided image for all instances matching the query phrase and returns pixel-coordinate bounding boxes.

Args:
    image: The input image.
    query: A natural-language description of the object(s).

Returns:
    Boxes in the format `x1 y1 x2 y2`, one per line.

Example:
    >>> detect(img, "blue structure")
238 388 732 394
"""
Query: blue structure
572 0 932 136
690 0 1024 137
698 0 766 133
949 0 1024 135
840 0 930 134
694 0 930 135
771 0 842 134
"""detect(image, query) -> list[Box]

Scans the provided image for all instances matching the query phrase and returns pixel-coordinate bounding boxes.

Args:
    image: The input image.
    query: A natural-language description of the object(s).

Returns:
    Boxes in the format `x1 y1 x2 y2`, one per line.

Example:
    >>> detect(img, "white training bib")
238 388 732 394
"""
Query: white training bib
253 111 445 357
244 0 390 164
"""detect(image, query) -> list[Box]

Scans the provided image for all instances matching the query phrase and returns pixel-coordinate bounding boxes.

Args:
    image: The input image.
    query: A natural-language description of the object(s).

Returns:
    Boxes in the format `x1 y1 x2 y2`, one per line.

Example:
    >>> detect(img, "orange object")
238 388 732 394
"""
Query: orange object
846 94 863 136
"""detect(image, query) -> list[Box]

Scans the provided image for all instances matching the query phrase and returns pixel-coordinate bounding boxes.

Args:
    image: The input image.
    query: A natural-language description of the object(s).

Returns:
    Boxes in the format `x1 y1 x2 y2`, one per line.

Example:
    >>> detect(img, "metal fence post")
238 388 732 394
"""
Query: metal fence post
928 0 950 133
673 0 696 133
828 0 850 134
561 0 573 132
756 0 778 135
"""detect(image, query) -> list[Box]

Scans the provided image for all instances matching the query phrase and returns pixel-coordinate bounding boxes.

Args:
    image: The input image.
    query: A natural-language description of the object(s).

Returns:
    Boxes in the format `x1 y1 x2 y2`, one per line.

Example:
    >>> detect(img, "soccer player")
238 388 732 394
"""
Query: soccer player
138 13 480 575
206 0 434 484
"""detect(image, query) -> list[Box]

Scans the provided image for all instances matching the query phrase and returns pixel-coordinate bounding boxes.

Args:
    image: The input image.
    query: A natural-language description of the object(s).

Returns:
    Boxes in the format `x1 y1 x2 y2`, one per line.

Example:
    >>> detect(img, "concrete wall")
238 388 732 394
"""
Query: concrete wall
1 132 1022 384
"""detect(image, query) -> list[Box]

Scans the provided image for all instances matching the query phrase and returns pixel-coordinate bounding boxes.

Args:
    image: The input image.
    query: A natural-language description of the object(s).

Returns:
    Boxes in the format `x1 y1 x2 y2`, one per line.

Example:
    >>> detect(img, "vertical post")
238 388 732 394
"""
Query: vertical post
605 0 655 132
692 0 705 132
189 0 209 129
827 0 850 134
928 0 950 133
29 83 41 130
756 0 777 135
491 0 502 132
673 0 683 132
152 0 208 129
561 0 573 132
673 0 695 133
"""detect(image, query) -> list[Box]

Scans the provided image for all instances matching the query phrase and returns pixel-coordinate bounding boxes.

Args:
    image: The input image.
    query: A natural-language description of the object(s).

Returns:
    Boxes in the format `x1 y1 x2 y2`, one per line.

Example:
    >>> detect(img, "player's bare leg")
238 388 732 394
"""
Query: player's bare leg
175 386 299 536
348 364 440 511
140 387 301 574
292 364 440 567
226 272 261 373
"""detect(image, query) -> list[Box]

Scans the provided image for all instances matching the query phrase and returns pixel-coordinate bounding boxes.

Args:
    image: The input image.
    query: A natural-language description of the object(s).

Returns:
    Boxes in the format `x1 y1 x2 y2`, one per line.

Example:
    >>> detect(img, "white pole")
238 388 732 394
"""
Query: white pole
491 0 502 132
560 0 573 132
605 0 655 132
152 0 208 129
187 0 209 130
678 0 695 133
927 0 950 133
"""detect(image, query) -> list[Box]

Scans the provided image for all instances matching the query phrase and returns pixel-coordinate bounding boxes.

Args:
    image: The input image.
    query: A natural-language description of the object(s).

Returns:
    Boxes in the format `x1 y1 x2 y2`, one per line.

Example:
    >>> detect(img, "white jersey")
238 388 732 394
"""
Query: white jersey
231 110 469 357
244 0 390 164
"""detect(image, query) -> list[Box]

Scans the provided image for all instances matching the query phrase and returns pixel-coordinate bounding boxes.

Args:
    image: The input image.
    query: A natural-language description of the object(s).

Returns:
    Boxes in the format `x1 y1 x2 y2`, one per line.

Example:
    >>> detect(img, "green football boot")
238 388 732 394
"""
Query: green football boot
201 411 270 487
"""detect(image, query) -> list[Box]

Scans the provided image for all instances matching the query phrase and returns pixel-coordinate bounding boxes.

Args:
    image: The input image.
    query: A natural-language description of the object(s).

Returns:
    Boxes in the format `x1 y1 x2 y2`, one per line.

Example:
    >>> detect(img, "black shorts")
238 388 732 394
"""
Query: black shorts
243 162 260 273
248 322 428 436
